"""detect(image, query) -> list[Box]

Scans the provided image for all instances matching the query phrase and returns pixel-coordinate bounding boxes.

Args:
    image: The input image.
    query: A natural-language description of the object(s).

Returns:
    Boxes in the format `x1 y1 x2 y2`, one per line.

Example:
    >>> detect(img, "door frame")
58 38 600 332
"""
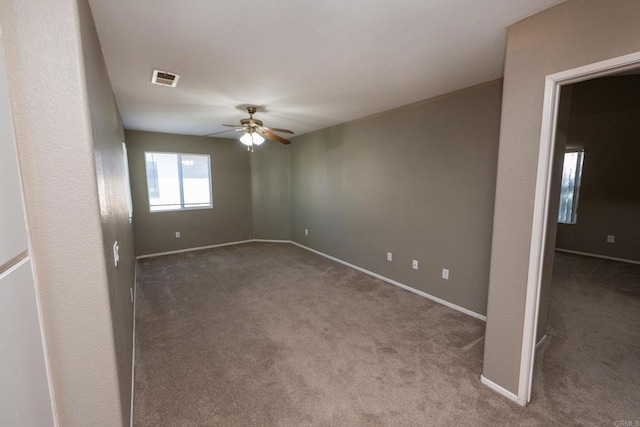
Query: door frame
519 50 640 404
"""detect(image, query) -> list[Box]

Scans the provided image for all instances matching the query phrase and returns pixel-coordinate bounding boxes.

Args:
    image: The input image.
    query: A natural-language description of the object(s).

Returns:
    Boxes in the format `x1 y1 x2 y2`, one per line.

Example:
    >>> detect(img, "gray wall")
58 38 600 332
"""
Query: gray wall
251 141 291 240
0 0 134 424
126 130 252 256
290 80 503 316
80 0 136 422
483 0 640 395
555 76 640 262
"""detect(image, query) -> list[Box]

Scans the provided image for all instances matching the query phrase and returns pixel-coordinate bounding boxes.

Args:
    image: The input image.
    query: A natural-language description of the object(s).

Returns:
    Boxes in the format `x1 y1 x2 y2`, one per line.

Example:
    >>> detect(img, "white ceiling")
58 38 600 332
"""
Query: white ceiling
88 0 565 139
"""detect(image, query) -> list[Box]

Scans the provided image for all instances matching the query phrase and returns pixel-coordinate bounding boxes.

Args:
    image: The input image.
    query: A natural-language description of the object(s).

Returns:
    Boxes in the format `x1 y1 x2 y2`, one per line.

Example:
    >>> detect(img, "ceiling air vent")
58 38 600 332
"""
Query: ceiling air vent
151 69 180 87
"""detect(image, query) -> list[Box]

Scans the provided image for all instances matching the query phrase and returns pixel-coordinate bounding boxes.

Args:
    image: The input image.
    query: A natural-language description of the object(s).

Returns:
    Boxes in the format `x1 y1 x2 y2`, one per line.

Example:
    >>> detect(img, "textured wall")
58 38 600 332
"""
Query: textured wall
251 141 291 240
126 130 252 256
79 0 135 422
0 0 128 424
555 76 640 262
0 34 55 426
483 0 640 395
289 80 503 316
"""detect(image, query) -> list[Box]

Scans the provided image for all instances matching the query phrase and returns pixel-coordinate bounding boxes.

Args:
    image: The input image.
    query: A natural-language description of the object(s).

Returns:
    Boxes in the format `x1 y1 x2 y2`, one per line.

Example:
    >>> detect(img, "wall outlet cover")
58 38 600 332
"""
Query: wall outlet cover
442 268 449 280
387 252 392 261
412 260 418 270
175 231 181 238
607 235 615 243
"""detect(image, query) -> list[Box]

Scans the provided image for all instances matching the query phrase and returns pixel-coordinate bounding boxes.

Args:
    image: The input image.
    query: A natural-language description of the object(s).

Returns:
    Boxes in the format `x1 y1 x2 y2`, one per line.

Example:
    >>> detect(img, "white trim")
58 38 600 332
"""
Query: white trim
250 239 291 243
290 242 487 321
0 255 29 279
535 334 548 350
135 240 253 259
519 73 560 405
480 375 525 406
555 248 640 265
28 251 59 426
129 261 137 427
521 50 640 405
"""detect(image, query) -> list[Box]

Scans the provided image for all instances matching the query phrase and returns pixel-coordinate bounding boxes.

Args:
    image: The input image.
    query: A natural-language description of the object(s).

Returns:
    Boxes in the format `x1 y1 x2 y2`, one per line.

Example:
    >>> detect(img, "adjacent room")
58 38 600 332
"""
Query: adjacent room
531 73 640 422
1 0 639 426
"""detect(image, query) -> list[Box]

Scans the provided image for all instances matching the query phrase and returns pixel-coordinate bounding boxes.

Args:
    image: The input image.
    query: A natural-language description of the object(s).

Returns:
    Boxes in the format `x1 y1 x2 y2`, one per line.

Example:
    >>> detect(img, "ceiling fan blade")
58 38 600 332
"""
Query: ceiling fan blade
262 126 294 134
261 129 291 145
204 129 235 137
222 124 244 128
203 127 245 137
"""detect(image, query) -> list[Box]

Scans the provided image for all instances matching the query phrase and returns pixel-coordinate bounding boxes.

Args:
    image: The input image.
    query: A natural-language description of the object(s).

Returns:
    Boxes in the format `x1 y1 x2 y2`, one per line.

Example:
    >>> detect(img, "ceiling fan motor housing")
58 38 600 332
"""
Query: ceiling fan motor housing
240 118 263 127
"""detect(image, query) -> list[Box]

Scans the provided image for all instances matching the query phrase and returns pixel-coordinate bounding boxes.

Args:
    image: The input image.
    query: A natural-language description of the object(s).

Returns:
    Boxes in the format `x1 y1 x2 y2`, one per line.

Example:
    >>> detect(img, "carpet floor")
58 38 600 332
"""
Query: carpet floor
133 243 639 426
530 251 640 425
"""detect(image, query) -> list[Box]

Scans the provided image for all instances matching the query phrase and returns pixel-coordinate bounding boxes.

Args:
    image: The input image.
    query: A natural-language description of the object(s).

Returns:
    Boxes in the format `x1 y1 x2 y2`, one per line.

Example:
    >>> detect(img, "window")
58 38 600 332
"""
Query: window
558 149 584 224
144 152 212 212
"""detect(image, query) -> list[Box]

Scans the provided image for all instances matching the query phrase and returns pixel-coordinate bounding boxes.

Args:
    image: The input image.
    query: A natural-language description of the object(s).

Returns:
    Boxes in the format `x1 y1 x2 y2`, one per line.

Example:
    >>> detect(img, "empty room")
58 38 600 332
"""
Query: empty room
0 0 639 426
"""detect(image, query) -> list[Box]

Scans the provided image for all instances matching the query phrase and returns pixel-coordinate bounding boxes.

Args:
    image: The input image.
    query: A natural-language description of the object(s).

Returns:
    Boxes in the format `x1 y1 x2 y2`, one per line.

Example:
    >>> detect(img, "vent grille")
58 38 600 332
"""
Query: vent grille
151 69 180 87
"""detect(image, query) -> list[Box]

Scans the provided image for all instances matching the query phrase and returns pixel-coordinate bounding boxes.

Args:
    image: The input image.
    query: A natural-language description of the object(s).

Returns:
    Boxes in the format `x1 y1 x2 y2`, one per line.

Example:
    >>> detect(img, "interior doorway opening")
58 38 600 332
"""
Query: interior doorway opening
519 51 640 405
526 68 640 421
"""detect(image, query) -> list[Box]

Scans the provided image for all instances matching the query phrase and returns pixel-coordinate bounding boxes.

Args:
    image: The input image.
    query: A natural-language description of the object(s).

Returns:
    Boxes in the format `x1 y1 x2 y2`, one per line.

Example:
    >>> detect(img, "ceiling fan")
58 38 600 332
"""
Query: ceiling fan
205 106 294 150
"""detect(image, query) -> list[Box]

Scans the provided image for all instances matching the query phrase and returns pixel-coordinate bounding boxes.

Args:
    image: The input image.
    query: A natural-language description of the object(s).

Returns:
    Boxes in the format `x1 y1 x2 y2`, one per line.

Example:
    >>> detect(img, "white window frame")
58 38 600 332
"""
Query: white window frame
557 148 584 224
144 151 213 213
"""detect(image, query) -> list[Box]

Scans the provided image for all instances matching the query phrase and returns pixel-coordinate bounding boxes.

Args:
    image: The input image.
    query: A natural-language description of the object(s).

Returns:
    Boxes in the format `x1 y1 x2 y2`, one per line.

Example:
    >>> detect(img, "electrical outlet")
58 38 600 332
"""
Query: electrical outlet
175 231 181 238
387 252 393 261
305 229 309 236
442 268 449 280
607 235 615 243
412 260 419 270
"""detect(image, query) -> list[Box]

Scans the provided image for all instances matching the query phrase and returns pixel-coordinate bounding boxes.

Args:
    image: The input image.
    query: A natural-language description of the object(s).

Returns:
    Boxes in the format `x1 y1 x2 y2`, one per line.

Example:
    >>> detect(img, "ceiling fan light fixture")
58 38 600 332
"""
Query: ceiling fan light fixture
240 131 265 146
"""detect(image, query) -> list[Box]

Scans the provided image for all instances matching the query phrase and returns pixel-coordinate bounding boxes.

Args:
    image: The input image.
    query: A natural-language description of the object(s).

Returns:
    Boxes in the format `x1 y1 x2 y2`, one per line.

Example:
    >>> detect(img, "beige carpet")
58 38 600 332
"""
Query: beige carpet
531 251 640 424
133 243 639 426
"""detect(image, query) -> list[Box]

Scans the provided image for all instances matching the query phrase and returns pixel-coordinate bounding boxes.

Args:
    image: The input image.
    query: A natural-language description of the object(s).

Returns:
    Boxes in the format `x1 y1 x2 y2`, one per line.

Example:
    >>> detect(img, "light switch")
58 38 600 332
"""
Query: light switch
113 241 119 267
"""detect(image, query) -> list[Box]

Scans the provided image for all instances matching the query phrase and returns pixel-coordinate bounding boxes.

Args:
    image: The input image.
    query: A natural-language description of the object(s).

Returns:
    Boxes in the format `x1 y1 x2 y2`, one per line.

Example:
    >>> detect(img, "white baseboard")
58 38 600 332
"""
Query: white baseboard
555 248 640 265
480 375 525 406
130 261 138 427
136 240 253 259
135 239 486 322
290 242 486 321
535 334 548 350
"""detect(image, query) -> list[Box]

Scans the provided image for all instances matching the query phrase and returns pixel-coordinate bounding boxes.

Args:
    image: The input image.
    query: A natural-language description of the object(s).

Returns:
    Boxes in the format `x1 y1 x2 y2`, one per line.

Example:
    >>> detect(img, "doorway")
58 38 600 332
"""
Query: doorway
520 51 640 404
527 70 640 421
